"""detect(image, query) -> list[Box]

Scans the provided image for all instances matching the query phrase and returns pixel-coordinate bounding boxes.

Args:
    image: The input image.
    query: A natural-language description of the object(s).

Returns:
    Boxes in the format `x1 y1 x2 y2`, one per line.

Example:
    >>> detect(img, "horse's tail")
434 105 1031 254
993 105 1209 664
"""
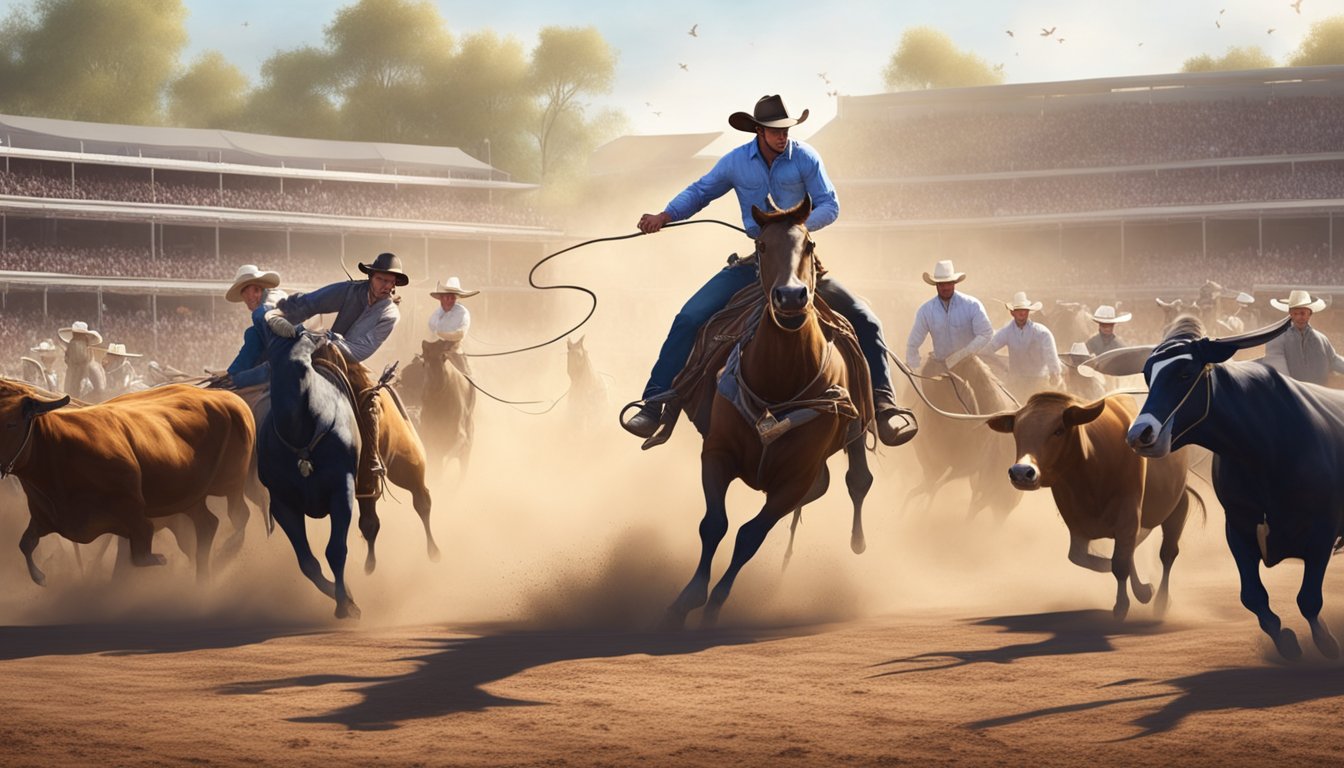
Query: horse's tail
1185 484 1208 526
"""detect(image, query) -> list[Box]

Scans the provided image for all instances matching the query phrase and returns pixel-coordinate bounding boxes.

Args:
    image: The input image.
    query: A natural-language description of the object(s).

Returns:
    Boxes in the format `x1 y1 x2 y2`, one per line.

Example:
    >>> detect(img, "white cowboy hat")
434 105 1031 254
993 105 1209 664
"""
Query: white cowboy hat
1269 289 1327 313
1234 291 1255 305
430 276 479 298
922 260 966 285
104 342 142 358
225 264 281 303
57 321 103 345
1089 305 1132 324
1060 342 1102 378
1003 291 1042 312
30 339 58 354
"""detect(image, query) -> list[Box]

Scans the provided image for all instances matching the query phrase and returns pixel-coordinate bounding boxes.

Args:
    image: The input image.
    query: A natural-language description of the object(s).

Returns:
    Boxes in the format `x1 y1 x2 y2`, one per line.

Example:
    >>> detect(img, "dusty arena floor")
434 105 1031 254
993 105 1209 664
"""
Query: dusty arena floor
2 404 1343 767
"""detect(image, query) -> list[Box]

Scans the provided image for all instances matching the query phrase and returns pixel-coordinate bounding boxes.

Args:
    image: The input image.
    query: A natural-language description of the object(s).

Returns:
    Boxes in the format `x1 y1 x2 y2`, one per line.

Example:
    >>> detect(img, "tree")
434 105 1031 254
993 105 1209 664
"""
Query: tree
1290 15 1344 66
324 0 452 142
1182 46 1275 72
528 26 616 182
241 47 340 139
3 0 187 124
883 27 1003 91
167 51 250 129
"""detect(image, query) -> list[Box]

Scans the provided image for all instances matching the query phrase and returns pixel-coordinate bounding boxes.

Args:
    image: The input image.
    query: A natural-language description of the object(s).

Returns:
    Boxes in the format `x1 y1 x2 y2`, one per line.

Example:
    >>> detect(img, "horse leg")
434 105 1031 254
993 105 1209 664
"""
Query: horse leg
216 491 251 562
1154 496 1191 619
702 475 813 627
271 498 336 599
1111 531 1137 620
663 452 734 630
388 450 438 563
1299 542 1338 659
901 465 947 513
357 497 381 575
181 502 219 584
782 464 830 572
1067 533 1112 573
19 518 53 586
845 440 873 555
162 513 199 561
1227 519 1299 659
1126 524 1155 606
328 493 360 620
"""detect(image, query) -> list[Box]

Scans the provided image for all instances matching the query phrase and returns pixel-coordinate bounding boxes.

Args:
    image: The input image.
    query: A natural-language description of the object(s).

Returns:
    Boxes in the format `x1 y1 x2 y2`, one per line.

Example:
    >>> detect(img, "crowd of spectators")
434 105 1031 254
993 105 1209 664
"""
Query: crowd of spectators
0 241 339 284
826 96 1344 177
844 161 1344 221
0 167 553 227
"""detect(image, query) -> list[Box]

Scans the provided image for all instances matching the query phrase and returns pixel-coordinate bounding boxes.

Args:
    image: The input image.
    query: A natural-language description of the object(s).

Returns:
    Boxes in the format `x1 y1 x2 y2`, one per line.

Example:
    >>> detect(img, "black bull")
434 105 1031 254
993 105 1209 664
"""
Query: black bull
1091 315 1344 660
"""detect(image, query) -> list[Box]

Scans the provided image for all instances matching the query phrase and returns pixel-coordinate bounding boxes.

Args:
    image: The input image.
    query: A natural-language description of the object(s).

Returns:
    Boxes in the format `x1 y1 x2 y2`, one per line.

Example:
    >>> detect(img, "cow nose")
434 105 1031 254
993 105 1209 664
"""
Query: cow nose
772 285 808 311
1007 463 1039 488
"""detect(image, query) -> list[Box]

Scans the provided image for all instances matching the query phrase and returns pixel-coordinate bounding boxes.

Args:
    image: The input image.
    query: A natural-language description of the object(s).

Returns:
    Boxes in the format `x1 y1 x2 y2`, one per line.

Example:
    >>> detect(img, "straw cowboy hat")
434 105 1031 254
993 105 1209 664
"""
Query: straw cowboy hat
358 252 410 286
429 276 479 299
104 343 142 359
225 264 280 303
1060 342 1102 378
728 94 810 133
30 339 58 355
1089 305 1132 324
1004 291 1042 312
1269 289 1327 313
57 321 102 345
922 260 967 285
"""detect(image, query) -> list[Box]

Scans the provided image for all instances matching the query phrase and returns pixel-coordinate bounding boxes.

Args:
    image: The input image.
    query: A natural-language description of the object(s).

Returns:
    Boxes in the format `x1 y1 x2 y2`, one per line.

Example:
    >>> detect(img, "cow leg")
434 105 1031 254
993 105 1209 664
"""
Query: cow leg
902 465 948 513
1299 545 1338 659
846 440 873 555
127 516 167 568
328 494 360 620
182 502 219 583
663 452 734 630
1111 534 1137 620
271 499 336 599
1067 534 1111 572
702 472 814 627
1227 519 1299 659
357 497 381 575
216 492 251 562
782 464 829 572
1154 496 1191 619
19 518 52 586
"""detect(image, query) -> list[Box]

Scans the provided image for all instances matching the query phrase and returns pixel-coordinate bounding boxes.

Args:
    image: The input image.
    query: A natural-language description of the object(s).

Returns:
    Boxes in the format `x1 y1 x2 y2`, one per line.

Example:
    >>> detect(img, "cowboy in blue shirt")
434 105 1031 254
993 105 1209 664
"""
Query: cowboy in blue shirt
623 94 917 447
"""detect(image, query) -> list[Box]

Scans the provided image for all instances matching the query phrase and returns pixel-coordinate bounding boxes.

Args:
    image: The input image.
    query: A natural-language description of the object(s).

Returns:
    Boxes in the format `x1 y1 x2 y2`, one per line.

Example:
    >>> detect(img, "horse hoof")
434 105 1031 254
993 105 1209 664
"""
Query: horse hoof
364 558 377 576
427 545 442 563
336 601 362 620
1311 623 1339 659
851 535 867 555
137 553 168 567
1112 602 1130 621
1154 594 1171 620
1274 628 1302 660
657 609 687 632
700 605 722 629
1133 582 1154 604
30 571 46 587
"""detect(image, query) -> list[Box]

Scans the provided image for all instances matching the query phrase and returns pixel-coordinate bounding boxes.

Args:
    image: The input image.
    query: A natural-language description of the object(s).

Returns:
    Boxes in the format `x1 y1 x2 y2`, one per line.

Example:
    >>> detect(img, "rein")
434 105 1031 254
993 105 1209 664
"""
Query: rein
1158 362 1214 445
0 416 37 478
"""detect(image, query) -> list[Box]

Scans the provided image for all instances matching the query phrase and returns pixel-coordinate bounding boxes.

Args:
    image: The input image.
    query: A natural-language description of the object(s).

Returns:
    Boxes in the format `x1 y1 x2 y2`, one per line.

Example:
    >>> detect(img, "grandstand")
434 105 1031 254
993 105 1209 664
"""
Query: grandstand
808 65 1344 336
0 114 565 375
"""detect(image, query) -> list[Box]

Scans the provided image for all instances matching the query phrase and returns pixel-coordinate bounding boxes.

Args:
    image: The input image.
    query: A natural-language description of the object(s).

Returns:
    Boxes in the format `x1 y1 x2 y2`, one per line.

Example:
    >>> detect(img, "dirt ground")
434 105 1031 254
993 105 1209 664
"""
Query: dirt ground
3 344 1344 767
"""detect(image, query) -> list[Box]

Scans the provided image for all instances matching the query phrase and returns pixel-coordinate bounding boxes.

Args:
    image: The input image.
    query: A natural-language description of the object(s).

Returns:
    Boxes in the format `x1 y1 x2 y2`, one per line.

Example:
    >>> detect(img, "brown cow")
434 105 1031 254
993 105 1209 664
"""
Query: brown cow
0 380 255 586
986 392 1199 619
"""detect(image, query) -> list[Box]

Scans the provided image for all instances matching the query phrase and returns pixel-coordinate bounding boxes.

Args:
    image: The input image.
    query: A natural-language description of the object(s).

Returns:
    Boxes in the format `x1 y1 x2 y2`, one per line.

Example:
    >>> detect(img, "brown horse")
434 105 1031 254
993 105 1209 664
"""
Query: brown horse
420 339 475 478
664 197 872 629
905 355 1023 520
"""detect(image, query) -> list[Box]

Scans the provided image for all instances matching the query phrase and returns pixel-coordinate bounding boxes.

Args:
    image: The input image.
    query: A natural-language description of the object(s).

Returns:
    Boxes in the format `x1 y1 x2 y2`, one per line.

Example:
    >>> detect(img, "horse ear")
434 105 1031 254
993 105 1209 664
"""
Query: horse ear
1063 398 1107 427
577 335 585 347
789 194 812 225
985 412 1016 434
751 205 770 228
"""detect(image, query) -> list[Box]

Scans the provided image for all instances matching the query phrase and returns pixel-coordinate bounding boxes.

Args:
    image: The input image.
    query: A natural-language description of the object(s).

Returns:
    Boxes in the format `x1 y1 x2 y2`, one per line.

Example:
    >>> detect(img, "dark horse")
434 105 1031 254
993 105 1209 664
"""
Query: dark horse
420 339 475 478
1095 315 1344 659
665 197 872 629
258 332 361 619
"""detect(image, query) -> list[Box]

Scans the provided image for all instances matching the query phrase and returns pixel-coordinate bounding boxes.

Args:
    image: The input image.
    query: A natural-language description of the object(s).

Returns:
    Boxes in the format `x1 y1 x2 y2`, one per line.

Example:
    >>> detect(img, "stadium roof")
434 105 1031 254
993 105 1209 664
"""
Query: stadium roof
588 132 721 177
0 113 497 177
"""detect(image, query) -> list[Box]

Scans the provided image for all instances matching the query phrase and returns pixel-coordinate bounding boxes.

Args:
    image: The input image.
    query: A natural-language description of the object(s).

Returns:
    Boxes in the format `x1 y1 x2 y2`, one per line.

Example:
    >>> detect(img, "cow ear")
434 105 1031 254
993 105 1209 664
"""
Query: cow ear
1063 398 1107 427
985 412 1016 434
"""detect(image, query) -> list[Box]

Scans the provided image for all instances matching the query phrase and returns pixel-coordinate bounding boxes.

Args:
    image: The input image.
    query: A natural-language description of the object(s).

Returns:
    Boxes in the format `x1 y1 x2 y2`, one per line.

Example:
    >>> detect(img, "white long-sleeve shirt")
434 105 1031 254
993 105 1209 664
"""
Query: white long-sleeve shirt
906 292 994 370
985 320 1062 379
428 303 470 342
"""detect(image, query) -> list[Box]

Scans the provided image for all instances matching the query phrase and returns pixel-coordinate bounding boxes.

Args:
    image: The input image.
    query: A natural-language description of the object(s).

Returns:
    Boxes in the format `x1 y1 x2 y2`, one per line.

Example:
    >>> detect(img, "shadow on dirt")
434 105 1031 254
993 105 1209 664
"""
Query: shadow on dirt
0 620 323 660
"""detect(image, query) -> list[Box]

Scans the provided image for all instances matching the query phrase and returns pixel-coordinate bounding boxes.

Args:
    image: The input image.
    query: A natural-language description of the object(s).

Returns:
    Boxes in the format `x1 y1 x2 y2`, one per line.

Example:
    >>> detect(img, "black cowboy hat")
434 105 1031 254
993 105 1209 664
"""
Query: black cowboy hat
728 94 809 133
358 252 410 286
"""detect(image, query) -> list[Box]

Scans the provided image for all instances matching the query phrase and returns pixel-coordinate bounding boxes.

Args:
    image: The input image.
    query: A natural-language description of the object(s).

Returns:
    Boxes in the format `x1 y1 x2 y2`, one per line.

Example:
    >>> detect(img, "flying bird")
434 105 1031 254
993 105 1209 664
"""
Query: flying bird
241 20 249 27
1138 42 1144 47
1040 26 1056 37
1006 29 1014 37
826 90 838 97
1291 0 1304 14
818 72 831 84
688 23 698 37
1268 27 1276 34
1216 19 1221 28
653 111 662 117
1220 7 1226 13
678 62 689 71
1058 37 1066 43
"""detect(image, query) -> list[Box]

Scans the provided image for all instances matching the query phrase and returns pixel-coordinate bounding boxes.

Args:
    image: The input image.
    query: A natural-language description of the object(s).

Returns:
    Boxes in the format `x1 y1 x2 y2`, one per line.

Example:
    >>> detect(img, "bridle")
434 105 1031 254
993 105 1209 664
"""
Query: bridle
757 229 817 331
0 415 37 478
1150 359 1214 446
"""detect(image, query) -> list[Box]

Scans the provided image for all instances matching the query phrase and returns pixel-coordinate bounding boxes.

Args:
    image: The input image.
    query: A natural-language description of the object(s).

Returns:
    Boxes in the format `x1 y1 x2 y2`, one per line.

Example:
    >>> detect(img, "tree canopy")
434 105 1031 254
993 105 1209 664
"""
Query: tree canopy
883 27 1004 91
1181 46 1276 73
1290 15 1344 66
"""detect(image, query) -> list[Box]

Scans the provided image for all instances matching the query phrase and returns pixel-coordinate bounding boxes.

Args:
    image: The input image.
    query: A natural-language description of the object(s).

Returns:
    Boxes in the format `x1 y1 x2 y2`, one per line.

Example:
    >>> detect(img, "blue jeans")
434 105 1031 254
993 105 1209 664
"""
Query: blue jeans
643 259 759 398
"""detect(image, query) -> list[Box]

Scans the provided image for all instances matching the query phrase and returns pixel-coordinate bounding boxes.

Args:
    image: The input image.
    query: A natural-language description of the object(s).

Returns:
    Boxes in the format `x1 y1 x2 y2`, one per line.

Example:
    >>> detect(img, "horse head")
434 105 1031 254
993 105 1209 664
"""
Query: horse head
566 335 590 382
751 195 816 332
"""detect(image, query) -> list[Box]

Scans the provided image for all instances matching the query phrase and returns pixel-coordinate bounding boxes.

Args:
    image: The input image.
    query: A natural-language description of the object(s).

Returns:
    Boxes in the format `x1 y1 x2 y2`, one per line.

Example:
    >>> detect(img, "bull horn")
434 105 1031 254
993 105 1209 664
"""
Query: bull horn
24 393 70 417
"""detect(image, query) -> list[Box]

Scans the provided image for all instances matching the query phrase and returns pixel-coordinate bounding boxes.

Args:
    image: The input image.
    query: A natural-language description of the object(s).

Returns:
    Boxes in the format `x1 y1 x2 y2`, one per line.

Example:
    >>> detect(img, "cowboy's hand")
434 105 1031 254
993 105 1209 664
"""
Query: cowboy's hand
638 211 671 234
265 308 297 338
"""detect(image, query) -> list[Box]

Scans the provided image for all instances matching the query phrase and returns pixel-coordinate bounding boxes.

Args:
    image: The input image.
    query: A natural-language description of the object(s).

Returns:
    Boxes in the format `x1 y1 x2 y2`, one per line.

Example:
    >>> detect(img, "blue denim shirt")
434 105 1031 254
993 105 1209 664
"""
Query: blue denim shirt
227 287 286 388
663 137 839 238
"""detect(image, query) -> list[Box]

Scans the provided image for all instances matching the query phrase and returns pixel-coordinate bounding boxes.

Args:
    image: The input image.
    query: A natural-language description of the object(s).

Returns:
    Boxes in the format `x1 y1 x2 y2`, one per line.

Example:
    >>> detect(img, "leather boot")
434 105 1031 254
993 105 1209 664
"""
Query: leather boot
356 396 385 498
622 401 663 438
874 391 918 447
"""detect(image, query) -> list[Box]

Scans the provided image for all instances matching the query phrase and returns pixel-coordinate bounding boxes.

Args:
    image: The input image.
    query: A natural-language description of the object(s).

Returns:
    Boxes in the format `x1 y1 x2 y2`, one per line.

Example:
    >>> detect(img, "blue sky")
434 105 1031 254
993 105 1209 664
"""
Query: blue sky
98 0 1344 147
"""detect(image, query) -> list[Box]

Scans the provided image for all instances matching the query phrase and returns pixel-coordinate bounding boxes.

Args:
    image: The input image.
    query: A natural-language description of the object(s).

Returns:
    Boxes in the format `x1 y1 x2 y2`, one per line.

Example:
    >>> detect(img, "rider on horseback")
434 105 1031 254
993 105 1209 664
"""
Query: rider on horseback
221 264 287 389
623 94 918 447
260 252 408 498
428 276 478 375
